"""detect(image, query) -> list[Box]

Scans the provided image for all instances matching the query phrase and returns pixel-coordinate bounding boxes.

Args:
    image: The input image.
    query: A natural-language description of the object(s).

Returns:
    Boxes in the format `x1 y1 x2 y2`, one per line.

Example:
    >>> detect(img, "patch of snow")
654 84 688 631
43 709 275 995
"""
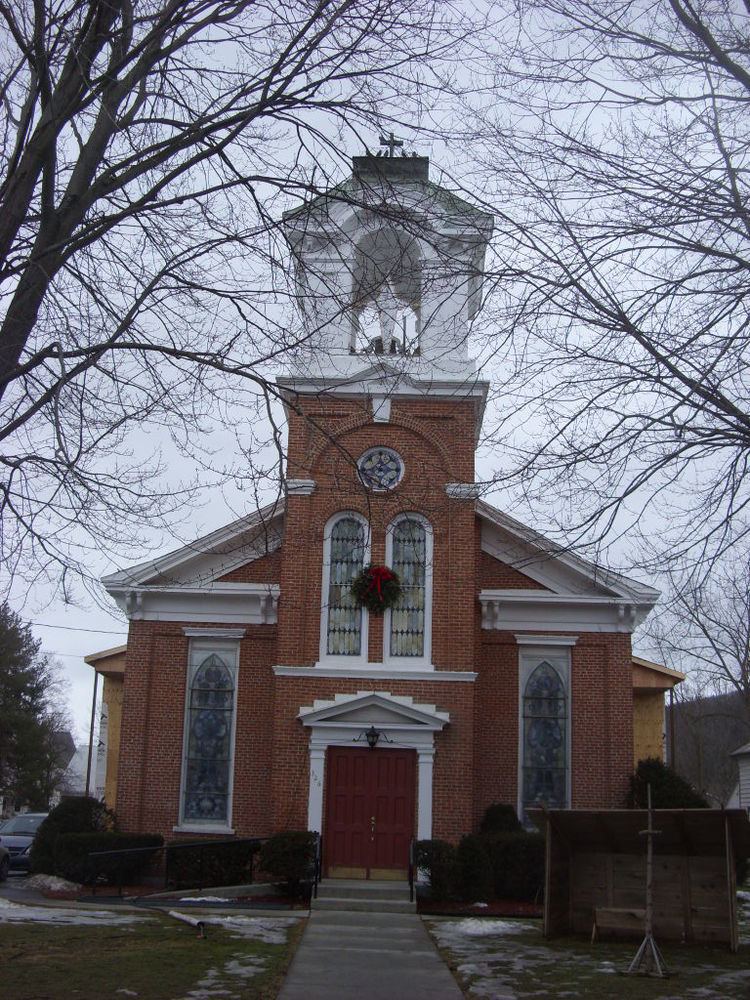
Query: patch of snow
472 902 489 908
200 914 300 944
0 898 150 926
179 896 232 903
116 991 139 997
179 954 267 999
434 918 532 939
25 874 82 892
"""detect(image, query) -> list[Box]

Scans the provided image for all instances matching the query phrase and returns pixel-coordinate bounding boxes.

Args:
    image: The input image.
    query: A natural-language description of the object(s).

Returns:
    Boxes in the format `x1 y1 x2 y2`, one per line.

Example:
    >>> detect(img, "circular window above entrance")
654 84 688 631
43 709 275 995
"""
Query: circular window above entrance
357 447 404 491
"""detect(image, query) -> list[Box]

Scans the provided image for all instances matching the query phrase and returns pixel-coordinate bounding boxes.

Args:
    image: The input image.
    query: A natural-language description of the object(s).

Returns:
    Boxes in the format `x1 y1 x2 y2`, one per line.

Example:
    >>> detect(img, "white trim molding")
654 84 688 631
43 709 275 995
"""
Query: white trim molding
514 634 578 647
274 665 476 682
182 627 247 639
286 478 316 496
481 590 646 633
298 691 449 841
445 483 482 500
109 583 279 624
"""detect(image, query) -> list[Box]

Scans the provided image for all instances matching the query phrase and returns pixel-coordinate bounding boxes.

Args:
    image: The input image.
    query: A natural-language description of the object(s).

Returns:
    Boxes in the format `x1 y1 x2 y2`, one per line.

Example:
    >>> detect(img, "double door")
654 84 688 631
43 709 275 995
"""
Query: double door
324 746 416 879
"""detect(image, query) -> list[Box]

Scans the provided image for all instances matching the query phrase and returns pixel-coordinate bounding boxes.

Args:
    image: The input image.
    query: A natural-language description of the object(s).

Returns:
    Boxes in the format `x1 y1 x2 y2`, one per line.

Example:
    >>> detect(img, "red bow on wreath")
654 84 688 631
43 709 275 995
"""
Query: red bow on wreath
366 566 396 599
351 564 401 615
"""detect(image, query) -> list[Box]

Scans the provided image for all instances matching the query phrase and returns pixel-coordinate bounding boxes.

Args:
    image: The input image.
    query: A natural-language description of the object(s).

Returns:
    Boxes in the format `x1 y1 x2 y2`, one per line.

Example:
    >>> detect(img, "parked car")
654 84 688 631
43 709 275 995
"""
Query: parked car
0 844 8 880
0 813 48 871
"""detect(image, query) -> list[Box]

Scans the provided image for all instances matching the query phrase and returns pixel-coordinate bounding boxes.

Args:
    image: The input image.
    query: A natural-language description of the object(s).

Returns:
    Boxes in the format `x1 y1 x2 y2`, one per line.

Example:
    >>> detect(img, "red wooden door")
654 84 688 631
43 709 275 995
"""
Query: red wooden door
325 747 416 878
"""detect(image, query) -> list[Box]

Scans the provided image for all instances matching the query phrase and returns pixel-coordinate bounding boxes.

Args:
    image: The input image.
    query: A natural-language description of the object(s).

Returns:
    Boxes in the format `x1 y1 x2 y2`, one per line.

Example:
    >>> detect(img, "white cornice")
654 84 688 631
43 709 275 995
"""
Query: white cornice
183 628 247 639
480 589 648 634
514 634 579 647
273 665 476 682
108 583 279 625
285 479 316 496
445 483 482 500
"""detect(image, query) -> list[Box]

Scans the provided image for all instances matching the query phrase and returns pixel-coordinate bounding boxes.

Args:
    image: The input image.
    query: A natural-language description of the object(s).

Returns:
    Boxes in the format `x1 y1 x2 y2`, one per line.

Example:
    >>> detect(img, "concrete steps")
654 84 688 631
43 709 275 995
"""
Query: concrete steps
311 878 416 914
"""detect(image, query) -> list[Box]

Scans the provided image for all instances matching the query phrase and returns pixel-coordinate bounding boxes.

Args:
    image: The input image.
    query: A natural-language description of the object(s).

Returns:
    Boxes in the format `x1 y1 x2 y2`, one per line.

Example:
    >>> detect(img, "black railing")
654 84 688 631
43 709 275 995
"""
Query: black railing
86 837 264 897
312 832 323 898
408 837 416 903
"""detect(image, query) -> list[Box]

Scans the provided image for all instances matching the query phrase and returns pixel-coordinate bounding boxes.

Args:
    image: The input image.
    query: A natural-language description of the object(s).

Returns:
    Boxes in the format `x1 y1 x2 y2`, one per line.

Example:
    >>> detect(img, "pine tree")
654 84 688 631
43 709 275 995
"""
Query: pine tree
0 604 69 810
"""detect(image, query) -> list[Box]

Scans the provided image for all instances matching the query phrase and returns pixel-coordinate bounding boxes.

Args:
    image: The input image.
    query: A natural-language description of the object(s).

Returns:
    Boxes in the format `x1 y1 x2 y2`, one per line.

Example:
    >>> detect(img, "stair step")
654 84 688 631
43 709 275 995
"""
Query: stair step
316 883 409 901
311 897 416 913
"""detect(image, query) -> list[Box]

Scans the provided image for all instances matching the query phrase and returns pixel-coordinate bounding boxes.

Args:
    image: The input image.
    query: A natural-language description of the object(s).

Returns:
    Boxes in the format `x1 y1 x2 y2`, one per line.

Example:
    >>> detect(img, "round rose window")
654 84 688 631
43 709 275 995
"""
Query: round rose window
357 447 404 491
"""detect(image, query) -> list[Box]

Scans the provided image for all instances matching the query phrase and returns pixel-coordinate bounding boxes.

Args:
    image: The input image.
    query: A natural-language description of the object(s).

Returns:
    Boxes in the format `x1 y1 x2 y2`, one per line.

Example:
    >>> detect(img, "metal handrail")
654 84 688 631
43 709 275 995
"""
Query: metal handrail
86 837 264 897
408 837 416 903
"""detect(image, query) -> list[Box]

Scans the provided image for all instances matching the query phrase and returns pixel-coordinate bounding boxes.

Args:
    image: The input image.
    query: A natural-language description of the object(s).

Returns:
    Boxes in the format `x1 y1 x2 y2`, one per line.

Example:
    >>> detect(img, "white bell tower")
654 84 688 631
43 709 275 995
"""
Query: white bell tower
278 145 493 433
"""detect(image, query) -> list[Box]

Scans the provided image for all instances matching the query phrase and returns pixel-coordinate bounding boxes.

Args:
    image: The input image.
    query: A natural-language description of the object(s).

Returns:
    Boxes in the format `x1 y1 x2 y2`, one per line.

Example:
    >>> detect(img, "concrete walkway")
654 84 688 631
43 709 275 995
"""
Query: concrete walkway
278 908 464 1000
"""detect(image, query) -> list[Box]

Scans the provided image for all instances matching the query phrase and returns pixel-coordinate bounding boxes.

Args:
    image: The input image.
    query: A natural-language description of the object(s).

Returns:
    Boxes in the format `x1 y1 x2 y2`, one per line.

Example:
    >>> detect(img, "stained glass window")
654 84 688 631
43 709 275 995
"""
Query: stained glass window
389 518 427 658
183 653 235 823
326 516 366 655
522 661 567 816
358 448 403 491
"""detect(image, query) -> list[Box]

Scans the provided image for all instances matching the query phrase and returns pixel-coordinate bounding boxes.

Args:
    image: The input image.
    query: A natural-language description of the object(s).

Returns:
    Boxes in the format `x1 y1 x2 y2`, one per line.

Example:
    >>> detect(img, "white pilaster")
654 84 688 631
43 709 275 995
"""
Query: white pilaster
308 746 326 832
417 749 435 840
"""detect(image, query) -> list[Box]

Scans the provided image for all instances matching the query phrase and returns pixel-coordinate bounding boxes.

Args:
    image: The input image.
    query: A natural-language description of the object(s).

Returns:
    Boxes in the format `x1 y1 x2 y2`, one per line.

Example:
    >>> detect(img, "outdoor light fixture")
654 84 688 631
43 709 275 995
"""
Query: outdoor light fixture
365 725 380 749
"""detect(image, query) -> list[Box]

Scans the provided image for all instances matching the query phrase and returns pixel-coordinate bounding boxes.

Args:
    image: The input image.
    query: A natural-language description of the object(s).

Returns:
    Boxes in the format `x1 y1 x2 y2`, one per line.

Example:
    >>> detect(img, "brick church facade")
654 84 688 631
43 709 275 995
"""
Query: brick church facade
100 153 660 878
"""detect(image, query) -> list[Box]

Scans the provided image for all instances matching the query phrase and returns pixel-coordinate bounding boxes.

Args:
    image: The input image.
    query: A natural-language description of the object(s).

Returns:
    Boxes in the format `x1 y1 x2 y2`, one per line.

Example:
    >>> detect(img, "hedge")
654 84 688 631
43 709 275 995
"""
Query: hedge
166 839 261 890
485 831 545 901
54 832 163 885
258 831 317 896
31 797 115 875
457 834 493 902
416 839 458 900
628 757 709 809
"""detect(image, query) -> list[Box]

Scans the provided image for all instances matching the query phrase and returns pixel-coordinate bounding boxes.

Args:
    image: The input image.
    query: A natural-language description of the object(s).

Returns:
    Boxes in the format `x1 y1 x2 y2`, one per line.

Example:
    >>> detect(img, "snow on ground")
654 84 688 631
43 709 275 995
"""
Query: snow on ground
194 913 300 943
178 897 232 903
179 953 271 999
0 896 150 925
432 917 534 943
25 874 82 892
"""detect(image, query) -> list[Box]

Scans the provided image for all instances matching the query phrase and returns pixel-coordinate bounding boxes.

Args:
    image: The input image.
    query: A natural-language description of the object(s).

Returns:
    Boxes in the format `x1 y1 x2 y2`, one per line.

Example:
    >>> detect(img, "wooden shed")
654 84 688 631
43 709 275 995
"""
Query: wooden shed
529 809 750 952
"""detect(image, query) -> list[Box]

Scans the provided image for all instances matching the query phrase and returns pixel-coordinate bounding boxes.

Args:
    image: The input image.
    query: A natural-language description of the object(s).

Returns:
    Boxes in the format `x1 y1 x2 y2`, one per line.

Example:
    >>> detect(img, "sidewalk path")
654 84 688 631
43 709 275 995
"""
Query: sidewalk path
278 909 464 1000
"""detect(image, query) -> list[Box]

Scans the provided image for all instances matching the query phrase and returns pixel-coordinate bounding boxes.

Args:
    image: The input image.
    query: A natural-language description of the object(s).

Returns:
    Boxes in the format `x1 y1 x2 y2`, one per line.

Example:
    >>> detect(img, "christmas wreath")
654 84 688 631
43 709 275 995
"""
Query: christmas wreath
351 564 401 615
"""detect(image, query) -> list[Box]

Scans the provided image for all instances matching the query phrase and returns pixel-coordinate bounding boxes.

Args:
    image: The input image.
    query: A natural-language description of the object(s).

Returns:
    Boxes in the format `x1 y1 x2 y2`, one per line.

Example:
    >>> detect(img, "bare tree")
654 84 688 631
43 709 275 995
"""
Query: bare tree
644 557 750 802
453 0 750 571
0 0 470 596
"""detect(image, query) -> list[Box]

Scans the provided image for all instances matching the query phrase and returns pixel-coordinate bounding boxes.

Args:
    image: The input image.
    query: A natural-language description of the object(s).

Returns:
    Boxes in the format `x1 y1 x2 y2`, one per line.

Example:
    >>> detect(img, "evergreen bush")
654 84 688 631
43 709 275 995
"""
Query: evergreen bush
258 831 317 896
628 757 709 809
166 838 261 890
485 831 545 901
456 833 493 902
54 832 163 885
479 803 522 835
416 839 458 900
30 796 115 875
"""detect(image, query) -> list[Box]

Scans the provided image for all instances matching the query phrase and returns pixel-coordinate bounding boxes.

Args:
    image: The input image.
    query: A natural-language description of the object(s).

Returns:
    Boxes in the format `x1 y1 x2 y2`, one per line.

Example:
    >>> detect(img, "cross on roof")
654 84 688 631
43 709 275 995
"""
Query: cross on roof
379 132 403 157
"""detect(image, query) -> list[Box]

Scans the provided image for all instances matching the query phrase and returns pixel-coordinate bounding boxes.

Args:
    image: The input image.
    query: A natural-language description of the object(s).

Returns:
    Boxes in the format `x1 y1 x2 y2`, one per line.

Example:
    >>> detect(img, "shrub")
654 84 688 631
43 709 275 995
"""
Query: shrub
258 831 317 897
628 757 709 809
166 838 262 890
479 804 522 836
416 839 458 900
30 796 115 875
456 834 493 902
54 832 163 885
486 831 545 901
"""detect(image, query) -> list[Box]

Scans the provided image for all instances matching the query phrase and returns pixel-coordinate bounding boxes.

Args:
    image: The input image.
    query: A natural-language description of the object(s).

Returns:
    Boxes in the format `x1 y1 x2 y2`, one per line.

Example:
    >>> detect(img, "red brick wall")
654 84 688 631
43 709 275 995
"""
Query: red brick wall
216 549 281 583
116 619 278 840
277 395 479 670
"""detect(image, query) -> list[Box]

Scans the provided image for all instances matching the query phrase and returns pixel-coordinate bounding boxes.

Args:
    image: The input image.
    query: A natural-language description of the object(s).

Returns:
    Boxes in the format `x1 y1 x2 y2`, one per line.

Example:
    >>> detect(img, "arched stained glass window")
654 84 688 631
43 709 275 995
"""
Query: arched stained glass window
389 518 427 658
326 516 366 656
522 661 567 816
183 653 235 823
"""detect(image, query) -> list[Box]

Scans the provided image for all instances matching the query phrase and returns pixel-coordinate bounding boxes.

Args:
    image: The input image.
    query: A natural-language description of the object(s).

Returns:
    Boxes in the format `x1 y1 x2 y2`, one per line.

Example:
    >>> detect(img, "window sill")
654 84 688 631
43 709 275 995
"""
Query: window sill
172 824 235 835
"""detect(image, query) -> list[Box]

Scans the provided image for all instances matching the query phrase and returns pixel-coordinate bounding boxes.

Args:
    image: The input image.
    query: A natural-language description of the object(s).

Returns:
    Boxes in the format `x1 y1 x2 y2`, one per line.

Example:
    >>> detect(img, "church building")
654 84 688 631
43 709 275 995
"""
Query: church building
98 152 666 879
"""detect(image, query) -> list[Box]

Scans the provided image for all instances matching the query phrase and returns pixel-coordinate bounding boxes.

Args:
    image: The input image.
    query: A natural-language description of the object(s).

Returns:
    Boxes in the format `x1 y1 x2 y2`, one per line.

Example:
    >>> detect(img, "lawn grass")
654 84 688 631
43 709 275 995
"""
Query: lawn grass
427 917 750 1000
0 912 304 1000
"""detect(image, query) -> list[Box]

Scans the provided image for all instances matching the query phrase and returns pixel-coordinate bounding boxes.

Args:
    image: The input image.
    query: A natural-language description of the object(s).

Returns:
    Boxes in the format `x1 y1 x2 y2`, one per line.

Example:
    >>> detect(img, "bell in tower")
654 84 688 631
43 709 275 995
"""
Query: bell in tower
281 141 493 385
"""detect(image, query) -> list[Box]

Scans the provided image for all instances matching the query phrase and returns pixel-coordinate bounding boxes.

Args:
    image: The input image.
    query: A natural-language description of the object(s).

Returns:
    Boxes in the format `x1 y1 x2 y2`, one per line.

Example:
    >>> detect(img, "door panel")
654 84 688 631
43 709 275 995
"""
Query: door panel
325 746 416 878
